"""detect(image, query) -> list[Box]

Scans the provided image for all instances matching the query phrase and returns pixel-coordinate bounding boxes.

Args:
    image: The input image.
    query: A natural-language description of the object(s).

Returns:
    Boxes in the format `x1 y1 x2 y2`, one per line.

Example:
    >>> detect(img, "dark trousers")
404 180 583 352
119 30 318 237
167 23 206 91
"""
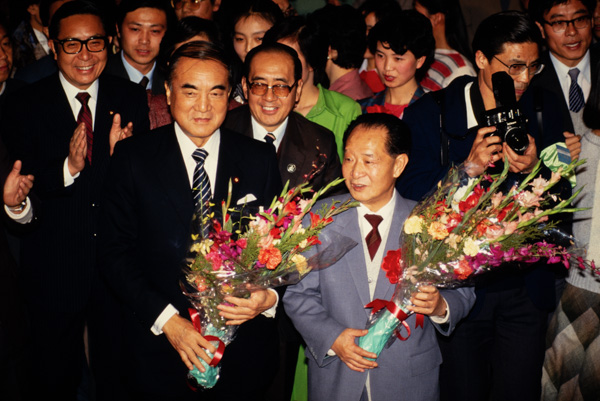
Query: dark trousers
438 283 548 401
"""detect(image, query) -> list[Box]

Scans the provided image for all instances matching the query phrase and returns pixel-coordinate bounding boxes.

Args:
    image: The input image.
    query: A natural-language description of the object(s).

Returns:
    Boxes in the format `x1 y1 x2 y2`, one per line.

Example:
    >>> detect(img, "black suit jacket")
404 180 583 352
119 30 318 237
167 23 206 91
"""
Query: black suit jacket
104 52 166 95
222 105 343 193
98 124 282 399
530 47 600 133
0 72 150 313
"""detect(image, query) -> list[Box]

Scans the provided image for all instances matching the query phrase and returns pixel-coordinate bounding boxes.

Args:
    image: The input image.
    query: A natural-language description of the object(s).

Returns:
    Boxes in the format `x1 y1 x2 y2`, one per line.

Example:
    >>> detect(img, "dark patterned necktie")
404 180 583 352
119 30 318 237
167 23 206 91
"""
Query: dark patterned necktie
139 76 149 89
192 148 211 236
365 214 383 261
568 68 585 113
75 92 93 164
264 132 275 147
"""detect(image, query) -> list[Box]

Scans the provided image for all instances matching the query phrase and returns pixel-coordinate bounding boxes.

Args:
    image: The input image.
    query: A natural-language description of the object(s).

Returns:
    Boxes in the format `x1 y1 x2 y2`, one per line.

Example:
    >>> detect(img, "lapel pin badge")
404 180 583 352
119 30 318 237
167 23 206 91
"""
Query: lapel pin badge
233 177 240 183
287 164 296 173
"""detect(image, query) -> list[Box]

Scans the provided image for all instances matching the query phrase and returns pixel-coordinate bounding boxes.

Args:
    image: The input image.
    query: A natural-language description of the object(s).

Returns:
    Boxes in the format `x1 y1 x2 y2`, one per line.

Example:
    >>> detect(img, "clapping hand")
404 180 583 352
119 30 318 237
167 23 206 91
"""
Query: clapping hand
109 113 133 156
3 160 34 213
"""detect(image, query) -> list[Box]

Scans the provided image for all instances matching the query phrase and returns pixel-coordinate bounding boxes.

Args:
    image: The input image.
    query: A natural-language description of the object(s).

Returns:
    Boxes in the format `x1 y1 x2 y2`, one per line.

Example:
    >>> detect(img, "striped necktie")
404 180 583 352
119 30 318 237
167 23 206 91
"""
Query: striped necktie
192 148 211 236
568 68 585 113
365 214 383 260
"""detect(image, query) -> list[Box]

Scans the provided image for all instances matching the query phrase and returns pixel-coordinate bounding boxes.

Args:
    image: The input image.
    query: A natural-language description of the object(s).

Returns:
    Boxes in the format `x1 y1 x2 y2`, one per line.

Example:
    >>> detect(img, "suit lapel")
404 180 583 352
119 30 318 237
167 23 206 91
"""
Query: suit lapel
278 113 307 185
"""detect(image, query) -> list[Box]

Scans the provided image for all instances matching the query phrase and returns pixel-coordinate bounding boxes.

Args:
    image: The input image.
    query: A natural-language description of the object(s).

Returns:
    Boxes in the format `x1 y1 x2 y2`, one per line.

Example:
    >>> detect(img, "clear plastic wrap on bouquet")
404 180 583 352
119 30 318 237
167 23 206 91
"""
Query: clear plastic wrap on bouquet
359 158 597 358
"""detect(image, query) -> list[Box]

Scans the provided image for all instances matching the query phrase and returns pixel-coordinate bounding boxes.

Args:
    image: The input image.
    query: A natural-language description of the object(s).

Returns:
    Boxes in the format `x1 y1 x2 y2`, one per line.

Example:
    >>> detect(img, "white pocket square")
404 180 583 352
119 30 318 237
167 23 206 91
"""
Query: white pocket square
236 193 257 205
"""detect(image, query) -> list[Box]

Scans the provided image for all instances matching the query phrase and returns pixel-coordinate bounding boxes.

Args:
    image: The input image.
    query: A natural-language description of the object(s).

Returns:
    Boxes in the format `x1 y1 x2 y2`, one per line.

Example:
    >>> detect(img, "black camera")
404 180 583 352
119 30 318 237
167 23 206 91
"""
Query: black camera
483 72 529 155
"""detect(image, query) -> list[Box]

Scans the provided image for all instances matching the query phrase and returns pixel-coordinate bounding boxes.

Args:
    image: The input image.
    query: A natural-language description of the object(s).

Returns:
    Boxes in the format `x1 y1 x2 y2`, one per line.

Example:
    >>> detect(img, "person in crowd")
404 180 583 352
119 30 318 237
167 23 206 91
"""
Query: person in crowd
170 0 220 20
228 0 283 109
593 0 600 41
312 4 373 101
98 40 282 401
13 0 72 84
542 58 600 401
263 15 361 161
529 0 596 153
359 10 435 119
396 11 572 401
0 22 26 120
168 15 222 50
271 0 298 17
104 0 173 130
0 1 150 399
11 0 50 71
414 0 476 92
223 42 342 193
357 0 401 94
283 113 475 401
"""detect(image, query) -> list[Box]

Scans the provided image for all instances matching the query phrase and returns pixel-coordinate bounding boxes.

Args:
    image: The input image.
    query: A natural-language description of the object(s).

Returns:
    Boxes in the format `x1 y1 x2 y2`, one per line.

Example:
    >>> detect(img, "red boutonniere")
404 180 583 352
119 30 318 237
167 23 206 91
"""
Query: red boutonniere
382 249 403 284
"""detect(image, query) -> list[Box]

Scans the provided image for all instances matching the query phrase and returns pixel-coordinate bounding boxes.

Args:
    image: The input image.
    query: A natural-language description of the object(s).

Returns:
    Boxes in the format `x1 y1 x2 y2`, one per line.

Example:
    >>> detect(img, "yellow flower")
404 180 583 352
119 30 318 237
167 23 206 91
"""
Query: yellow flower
445 233 462 250
428 221 449 240
291 254 308 275
463 237 480 257
404 215 424 234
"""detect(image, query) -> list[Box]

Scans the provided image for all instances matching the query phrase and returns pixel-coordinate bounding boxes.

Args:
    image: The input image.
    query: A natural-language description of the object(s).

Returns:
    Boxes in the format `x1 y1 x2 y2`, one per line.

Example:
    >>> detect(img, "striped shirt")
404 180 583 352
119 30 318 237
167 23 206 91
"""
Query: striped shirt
421 48 476 93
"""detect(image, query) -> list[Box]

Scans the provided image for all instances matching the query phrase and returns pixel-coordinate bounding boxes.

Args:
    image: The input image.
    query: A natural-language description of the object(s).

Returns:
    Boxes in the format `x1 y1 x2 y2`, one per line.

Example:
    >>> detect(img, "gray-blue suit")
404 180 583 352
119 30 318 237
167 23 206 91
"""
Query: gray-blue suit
283 192 475 401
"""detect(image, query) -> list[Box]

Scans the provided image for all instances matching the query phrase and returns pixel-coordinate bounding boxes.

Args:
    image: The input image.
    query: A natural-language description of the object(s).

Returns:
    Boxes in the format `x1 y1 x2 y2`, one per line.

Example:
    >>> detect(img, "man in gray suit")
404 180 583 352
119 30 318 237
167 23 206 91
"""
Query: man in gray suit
283 113 475 401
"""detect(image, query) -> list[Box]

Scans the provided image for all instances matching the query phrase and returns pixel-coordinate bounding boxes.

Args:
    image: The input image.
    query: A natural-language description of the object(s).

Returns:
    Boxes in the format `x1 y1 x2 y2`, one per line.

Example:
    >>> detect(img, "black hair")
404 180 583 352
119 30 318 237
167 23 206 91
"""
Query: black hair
244 42 302 83
231 0 283 35
472 11 542 61
171 16 221 46
528 0 596 24
167 40 232 88
343 113 412 158
49 0 110 40
40 0 66 27
357 0 402 22
415 0 472 61
311 4 366 70
116 0 172 29
583 58 600 129
262 15 329 86
367 10 435 81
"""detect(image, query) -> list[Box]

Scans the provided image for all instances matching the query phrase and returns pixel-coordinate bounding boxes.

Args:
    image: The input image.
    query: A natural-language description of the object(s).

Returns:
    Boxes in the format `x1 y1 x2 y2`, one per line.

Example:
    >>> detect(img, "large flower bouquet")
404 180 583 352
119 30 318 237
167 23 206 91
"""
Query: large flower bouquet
180 178 358 389
359 159 598 357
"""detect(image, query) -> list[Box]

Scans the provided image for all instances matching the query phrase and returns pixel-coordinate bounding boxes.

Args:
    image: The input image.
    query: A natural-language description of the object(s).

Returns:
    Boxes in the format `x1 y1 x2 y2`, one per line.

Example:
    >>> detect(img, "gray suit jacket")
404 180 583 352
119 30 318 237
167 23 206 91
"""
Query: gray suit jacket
283 192 475 401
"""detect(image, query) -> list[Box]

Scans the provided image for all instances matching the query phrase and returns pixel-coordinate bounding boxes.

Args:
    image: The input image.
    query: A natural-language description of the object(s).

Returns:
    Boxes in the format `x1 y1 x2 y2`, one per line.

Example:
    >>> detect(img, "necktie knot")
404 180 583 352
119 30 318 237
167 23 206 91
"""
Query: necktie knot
365 214 383 229
264 132 276 145
192 148 208 164
76 92 90 105
568 68 580 81
365 214 383 261
139 76 150 89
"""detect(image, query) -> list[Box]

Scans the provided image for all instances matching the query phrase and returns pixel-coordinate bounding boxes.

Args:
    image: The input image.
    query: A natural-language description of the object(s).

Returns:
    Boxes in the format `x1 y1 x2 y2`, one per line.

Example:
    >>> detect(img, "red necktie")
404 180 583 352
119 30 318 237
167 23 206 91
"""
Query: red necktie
365 214 383 260
76 92 93 164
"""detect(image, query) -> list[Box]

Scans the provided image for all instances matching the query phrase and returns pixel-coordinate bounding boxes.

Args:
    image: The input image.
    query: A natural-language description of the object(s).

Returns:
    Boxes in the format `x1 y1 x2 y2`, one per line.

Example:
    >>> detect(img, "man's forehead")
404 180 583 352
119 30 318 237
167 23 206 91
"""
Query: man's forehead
497 42 539 61
58 14 105 37
544 0 589 18
250 51 294 74
174 57 229 81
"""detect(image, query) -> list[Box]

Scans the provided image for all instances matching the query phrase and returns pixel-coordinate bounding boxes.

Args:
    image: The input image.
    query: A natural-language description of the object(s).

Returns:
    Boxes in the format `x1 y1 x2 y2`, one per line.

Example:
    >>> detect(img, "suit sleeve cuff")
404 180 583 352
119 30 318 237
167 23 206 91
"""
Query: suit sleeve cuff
63 157 80 187
4 197 33 223
430 297 450 324
151 304 179 335
261 288 279 318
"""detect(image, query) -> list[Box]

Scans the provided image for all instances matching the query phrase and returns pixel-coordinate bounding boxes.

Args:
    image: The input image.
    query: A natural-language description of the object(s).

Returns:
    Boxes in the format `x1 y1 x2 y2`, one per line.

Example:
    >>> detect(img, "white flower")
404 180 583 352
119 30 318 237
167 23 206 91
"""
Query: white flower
404 215 424 234
451 178 478 212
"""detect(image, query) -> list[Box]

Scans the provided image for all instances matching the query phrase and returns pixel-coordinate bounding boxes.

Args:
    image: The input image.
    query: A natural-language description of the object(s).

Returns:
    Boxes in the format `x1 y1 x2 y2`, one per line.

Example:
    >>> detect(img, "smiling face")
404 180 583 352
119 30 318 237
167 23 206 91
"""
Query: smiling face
538 0 593 67
165 57 230 147
119 7 167 75
233 15 273 63
50 14 109 90
374 41 425 90
343 125 407 212
174 0 220 20
242 50 303 132
0 25 13 85
476 41 539 106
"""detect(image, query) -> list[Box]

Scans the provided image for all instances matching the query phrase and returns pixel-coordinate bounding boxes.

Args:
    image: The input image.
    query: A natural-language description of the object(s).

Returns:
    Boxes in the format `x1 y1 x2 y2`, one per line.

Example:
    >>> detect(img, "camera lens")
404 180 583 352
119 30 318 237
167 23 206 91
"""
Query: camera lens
504 126 529 155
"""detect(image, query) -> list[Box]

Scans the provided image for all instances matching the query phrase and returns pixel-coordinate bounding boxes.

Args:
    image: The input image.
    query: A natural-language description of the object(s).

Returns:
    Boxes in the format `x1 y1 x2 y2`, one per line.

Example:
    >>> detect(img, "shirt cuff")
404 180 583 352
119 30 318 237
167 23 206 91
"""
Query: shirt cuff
429 297 450 324
4 197 33 224
261 288 279 318
63 157 80 187
151 304 179 335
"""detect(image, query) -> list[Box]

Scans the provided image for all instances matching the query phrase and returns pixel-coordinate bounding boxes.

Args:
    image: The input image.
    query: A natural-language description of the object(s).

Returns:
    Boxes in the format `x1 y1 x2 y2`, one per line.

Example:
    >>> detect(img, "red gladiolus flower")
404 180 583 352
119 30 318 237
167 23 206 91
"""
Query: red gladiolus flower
283 201 299 215
459 186 485 213
270 227 282 239
258 247 282 270
446 212 462 232
382 249 403 284
454 259 473 280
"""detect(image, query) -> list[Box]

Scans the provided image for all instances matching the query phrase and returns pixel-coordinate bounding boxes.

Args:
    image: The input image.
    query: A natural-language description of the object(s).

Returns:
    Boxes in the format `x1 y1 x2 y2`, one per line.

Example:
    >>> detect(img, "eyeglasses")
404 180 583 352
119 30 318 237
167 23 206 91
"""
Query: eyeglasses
493 56 545 76
248 81 297 98
54 36 108 54
171 0 205 10
542 15 591 33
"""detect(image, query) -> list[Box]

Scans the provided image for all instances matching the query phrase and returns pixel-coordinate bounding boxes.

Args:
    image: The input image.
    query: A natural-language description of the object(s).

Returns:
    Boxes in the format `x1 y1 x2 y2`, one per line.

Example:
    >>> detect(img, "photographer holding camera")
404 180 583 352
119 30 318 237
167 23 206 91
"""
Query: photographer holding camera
396 11 574 401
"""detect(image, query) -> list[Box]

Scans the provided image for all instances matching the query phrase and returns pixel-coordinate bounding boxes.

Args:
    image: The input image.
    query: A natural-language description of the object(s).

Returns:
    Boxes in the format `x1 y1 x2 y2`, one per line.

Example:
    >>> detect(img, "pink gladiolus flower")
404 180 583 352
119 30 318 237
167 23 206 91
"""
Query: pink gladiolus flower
516 190 541 208
502 221 518 236
530 177 549 196
491 192 504 208
550 169 562 185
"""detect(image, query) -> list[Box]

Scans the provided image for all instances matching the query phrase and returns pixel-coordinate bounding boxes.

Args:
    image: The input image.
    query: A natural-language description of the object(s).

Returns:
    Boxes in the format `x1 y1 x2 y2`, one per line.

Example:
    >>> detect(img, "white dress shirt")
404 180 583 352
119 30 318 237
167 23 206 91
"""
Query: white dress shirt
550 50 591 103
250 115 289 151
121 51 156 90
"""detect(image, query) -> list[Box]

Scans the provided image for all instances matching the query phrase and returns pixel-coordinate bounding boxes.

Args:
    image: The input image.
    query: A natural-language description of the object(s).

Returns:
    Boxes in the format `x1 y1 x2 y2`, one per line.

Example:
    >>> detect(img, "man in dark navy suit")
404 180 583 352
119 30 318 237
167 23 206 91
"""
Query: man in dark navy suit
99 40 282 401
0 1 150 399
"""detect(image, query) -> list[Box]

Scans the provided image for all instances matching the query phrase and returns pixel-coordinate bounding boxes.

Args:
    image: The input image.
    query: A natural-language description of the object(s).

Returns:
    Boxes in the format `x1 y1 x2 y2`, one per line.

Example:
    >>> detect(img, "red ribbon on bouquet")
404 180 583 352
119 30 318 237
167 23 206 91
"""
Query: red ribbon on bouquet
364 299 424 341
188 308 226 367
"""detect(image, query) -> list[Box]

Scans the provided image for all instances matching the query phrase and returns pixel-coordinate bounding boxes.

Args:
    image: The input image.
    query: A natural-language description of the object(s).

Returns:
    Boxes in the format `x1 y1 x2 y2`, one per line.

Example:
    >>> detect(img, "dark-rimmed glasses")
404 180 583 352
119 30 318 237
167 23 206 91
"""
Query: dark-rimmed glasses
54 36 108 54
171 0 205 10
248 81 297 98
543 16 591 33
493 56 544 76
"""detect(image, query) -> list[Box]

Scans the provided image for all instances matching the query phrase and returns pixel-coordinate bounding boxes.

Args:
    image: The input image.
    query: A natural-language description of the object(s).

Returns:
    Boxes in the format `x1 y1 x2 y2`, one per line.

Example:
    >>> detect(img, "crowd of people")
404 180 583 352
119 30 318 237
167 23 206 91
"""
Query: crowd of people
1 0 599 401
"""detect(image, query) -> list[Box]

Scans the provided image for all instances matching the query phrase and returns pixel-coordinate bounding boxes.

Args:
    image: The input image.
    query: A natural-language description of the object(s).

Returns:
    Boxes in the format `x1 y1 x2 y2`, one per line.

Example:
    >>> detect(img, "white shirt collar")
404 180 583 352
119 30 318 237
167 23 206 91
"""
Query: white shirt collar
58 71 100 123
120 50 155 89
550 49 591 100
250 115 289 151
173 122 220 194
464 81 478 129
356 190 397 223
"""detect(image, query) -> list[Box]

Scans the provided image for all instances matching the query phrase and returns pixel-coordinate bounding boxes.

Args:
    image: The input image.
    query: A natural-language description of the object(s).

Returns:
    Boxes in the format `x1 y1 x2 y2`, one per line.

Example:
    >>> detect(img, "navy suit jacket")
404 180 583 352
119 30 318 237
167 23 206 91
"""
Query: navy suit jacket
283 192 475 401
98 124 283 398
